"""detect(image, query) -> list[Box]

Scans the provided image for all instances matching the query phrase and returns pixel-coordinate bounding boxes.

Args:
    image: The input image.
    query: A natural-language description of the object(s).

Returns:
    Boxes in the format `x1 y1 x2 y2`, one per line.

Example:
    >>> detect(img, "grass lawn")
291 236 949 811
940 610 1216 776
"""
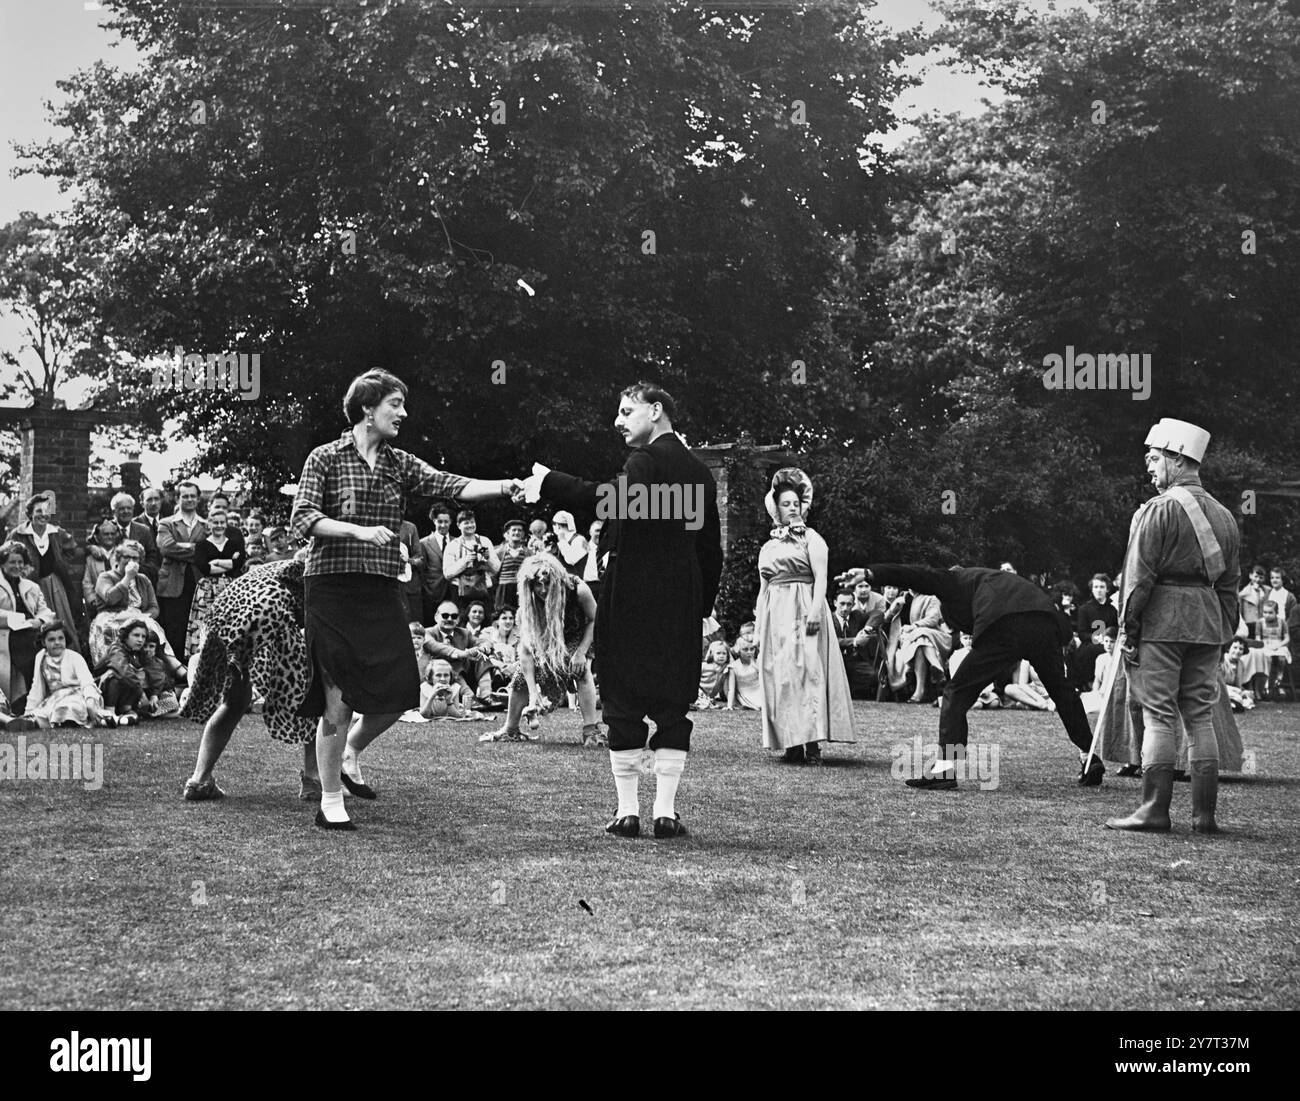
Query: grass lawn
1 700 1296 1011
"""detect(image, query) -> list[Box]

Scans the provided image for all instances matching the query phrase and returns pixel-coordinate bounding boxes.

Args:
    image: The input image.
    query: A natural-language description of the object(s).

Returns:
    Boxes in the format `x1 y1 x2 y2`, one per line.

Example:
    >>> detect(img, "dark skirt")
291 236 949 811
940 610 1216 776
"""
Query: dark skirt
298 573 418 717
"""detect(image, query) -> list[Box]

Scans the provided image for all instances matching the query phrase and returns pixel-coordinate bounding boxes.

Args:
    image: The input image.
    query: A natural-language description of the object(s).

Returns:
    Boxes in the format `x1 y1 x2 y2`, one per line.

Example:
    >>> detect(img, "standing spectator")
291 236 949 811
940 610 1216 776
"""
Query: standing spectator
1076 573 1119 641
1265 568 1295 624
1238 565 1268 639
582 519 605 601
157 481 208 659
527 518 548 554
185 504 245 657
397 519 424 623
82 518 123 616
11 492 84 653
244 510 266 541
445 508 500 611
494 519 529 612
136 487 165 541
551 510 589 576
419 503 454 625
0 541 55 710
110 493 160 587
261 526 294 563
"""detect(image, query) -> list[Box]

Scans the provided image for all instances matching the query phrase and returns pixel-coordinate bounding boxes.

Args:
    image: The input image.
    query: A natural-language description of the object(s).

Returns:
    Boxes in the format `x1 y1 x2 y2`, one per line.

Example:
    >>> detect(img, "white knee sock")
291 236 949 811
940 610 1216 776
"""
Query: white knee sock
652 748 687 821
610 749 642 818
319 788 349 824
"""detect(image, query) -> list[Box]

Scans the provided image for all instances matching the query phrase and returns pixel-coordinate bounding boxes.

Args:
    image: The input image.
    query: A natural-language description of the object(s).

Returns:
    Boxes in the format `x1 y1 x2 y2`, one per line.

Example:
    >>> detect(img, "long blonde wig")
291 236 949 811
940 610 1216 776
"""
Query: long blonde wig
515 552 576 680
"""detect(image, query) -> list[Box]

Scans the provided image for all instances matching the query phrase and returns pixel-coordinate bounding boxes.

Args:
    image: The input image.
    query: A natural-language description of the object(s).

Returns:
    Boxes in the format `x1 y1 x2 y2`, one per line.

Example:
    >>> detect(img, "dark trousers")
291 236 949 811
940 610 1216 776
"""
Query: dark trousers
940 611 1092 753
159 569 197 659
601 678 693 752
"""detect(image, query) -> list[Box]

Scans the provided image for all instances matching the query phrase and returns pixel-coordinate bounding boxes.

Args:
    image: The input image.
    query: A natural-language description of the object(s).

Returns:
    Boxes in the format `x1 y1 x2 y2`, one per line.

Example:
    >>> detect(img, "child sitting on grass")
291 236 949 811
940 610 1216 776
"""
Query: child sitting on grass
695 640 732 709
1221 638 1257 712
725 636 761 711
419 659 483 720
19 621 111 730
140 634 181 717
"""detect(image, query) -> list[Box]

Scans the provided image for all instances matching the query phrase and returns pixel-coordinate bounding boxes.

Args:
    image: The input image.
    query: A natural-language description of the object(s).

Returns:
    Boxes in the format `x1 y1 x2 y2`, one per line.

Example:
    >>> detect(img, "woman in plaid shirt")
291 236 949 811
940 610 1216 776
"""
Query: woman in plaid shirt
291 369 523 830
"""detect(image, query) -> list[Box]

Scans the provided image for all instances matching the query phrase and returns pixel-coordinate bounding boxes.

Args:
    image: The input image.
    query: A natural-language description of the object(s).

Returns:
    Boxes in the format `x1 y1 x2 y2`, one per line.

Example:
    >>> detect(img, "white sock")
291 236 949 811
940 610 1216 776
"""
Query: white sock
652 748 687 821
319 788 349 824
610 749 642 818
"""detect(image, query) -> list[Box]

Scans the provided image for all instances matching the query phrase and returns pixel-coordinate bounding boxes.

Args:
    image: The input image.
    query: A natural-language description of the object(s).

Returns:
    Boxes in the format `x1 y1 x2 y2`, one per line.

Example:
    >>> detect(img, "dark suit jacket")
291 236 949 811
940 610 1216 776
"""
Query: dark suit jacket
125 518 161 585
868 564 1069 647
541 432 722 703
419 530 451 605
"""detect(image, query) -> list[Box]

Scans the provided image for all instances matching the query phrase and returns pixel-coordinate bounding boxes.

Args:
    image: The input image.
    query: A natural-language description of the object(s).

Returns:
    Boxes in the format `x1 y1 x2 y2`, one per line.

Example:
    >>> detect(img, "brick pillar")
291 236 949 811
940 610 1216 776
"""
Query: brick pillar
18 409 98 566
693 450 730 557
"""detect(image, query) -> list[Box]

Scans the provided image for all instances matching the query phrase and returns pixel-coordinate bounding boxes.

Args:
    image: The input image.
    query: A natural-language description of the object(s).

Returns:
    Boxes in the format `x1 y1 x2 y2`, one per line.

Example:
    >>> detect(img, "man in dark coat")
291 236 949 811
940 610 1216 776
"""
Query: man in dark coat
524 382 722 838
840 563 1099 790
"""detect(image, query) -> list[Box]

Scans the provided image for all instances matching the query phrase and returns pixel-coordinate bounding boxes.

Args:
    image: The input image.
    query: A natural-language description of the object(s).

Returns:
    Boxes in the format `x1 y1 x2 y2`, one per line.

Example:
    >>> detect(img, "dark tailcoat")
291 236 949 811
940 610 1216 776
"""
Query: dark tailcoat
541 433 722 705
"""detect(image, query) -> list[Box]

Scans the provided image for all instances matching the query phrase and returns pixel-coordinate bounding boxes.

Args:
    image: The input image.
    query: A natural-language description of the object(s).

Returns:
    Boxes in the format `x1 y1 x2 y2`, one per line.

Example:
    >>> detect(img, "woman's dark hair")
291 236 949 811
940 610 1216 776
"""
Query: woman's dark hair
1090 572 1112 591
1 540 32 567
343 369 408 425
37 620 68 647
457 509 476 524
25 492 53 520
117 618 150 645
463 599 487 623
771 481 804 510
620 381 677 421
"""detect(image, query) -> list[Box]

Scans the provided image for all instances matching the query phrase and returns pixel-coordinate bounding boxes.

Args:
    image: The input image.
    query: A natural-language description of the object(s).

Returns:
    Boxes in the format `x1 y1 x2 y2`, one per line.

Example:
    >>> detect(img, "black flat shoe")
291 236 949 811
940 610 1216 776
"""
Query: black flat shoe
1078 758 1105 787
780 747 804 764
1116 764 1142 778
1173 770 1190 783
605 814 640 838
654 814 688 838
314 809 356 831
339 770 377 800
904 775 958 790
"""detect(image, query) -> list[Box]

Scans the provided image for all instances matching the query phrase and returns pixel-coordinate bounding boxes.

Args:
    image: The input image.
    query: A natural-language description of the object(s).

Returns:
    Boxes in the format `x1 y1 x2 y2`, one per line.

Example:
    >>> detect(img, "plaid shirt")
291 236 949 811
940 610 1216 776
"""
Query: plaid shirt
292 432 470 578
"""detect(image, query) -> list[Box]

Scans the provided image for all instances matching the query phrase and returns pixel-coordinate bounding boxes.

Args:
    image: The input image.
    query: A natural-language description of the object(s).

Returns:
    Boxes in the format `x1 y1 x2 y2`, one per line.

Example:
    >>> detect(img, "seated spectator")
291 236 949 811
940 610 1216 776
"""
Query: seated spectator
445 509 500 611
1221 638 1257 712
110 492 160 586
695 640 731 709
419 659 481 720
422 600 492 702
849 579 885 632
1238 564 1268 639
139 634 180 718
22 621 109 730
89 539 185 682
94 618 152 724
1259 600 1292 699
1076 573 1119 643
1070 623 1110 691
462 599 489 639
702 605 726 657
495 519 528 612
950 632 1002 709
1000 659 1056 711
480 607 520 691
0 540 56 712
725 636 761 711
82 518 123 615
885 588 951 704
832 590 877 699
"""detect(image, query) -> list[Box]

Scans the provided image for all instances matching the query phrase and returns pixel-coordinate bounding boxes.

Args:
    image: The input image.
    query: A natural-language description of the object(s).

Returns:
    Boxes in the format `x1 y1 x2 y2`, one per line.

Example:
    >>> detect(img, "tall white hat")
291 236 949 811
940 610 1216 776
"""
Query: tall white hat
1144 418 1211 463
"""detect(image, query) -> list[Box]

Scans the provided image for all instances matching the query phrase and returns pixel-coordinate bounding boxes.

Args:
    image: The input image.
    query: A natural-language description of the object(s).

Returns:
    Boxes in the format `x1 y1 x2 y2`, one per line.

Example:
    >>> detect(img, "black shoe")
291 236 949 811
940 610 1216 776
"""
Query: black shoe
605 815 639 838
904 774 958 790
654 814 688 838
314 809 356 831
1173 769 1190 783
339 769 377 800
780 747 804 764
1079 757 1105 787
803 744 823 765
1116 764 1142 778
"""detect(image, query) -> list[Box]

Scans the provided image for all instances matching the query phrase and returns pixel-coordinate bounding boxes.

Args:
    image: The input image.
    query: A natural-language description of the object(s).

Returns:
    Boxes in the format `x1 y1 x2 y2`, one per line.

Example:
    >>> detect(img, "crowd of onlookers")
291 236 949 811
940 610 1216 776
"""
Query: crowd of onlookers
696 560 1298 714
0 484 609 730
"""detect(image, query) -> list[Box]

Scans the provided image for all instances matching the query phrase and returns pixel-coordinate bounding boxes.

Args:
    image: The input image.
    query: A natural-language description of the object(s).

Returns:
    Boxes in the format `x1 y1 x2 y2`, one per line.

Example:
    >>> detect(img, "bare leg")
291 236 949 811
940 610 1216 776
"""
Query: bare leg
316 683 352 798
908 652 929 702
187 676 252 785
302 740 319 782
576 668 598 725
346 712 405 756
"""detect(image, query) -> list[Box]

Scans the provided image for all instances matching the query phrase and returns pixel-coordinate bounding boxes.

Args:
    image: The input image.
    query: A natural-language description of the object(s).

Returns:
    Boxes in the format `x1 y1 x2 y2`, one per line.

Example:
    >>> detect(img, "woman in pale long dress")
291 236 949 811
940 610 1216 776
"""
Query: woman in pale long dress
755 468 855 764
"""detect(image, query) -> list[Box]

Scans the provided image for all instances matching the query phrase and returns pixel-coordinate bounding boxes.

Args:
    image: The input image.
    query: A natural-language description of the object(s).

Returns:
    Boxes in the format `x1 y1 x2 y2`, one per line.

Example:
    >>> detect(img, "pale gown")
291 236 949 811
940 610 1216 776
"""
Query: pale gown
756 529 856 750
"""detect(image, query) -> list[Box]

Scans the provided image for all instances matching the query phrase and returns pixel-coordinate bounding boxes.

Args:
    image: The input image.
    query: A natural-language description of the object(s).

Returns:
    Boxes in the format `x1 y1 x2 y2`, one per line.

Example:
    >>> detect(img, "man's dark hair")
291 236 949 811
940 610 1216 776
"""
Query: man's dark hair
429 503 452 522
621 381 677 422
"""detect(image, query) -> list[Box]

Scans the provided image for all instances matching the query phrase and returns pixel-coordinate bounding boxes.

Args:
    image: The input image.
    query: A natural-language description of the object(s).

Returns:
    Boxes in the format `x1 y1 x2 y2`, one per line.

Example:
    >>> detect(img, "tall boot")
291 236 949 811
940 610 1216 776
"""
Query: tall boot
1190 759 1220 834
1104 763 1174 832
